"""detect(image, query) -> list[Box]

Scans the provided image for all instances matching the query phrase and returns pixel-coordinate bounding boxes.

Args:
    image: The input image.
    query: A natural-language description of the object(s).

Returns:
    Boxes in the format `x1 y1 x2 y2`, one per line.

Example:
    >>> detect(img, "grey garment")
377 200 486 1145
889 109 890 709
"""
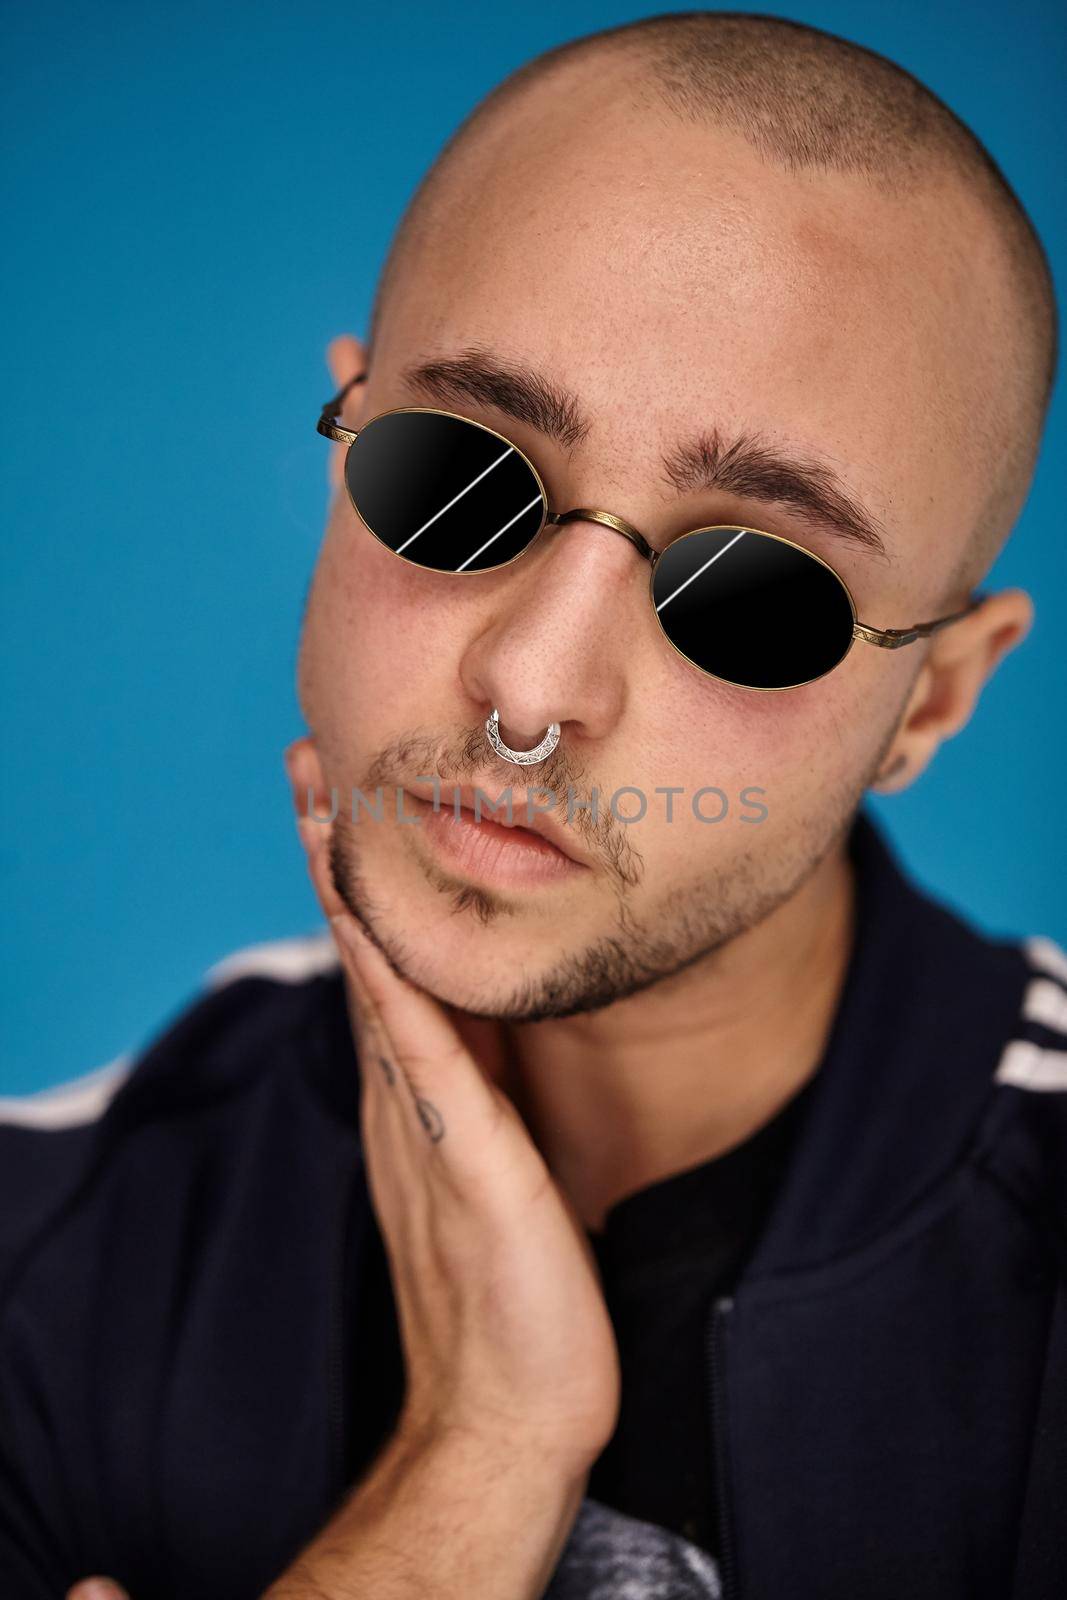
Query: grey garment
543 1496 722 1600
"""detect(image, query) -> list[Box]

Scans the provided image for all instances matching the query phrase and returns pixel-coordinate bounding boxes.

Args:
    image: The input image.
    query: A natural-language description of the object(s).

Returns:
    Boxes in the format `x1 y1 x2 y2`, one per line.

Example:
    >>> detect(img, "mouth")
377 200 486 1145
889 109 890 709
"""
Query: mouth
404 782 590 889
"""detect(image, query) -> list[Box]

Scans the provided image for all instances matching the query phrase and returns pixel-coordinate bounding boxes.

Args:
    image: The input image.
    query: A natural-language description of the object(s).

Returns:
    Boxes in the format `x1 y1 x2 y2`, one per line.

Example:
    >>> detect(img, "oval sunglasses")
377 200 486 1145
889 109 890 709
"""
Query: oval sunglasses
317 372 983 692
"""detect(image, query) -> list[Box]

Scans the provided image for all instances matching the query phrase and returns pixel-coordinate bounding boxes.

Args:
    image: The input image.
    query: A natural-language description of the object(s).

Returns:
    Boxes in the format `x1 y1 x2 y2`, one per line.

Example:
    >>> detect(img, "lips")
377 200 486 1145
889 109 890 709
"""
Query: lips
405 780 589 866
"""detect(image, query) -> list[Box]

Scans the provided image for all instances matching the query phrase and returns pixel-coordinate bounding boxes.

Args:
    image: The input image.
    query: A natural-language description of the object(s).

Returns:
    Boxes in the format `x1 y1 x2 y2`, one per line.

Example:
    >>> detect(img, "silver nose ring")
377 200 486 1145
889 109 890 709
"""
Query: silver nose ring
484 708 560 767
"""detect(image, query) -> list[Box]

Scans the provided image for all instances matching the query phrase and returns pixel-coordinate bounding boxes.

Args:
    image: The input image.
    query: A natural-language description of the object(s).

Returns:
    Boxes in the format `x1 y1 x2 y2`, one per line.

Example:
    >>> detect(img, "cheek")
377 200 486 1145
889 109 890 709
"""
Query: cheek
742 648 912 813
299 516 472 755
633 643 892 819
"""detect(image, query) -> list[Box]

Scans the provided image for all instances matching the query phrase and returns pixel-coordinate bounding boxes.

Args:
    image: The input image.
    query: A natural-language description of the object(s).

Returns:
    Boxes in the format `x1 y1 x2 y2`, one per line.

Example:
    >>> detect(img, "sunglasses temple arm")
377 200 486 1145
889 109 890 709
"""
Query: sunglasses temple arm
316 370 368 443
854 590 989 650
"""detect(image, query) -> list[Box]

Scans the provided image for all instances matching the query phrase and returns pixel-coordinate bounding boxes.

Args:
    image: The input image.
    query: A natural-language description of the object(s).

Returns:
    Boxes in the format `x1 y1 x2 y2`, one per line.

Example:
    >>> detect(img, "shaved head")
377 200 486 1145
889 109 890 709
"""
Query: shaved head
299 11 1045 1030
366 11 1057 594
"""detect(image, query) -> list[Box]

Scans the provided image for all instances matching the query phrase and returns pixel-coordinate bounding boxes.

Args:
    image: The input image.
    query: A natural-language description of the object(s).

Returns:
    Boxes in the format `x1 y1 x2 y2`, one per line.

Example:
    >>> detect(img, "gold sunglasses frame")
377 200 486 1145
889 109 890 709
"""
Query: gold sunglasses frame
317 371 985 692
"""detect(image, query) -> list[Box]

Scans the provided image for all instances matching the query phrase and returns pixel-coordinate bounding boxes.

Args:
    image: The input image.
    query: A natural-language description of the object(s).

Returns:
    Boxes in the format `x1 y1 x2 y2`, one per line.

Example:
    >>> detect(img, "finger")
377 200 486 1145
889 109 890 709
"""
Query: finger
324 910 416 1163
285 764 411 1147
295 811 392 1082
330 914 443 1160
294 826 421 1157
346 954 412 1135
329 909 501 1154
289 771 499 1153
67 1580 131 1600
297 812 407 1101
290 796 425 1118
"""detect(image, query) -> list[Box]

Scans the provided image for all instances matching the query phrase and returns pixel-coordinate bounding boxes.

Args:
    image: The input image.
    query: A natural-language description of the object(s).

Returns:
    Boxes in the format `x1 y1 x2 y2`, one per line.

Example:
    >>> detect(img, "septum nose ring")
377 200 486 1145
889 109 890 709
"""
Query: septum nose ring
484 708 561 767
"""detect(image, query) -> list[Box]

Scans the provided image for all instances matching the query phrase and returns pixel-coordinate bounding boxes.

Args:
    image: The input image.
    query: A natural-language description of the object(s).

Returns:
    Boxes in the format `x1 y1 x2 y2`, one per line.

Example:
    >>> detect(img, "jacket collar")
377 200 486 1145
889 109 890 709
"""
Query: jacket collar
742 804 1029 1281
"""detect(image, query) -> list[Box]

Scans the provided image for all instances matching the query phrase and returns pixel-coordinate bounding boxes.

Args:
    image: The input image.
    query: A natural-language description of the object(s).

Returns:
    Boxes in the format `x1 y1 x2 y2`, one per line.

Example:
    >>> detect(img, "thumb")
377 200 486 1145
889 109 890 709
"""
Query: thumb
67 1580 131 1600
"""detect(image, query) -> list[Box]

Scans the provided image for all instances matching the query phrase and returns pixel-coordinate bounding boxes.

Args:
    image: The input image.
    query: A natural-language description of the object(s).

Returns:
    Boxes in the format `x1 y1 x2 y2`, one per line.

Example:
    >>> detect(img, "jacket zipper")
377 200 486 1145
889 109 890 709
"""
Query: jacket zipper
707 1294 739 1600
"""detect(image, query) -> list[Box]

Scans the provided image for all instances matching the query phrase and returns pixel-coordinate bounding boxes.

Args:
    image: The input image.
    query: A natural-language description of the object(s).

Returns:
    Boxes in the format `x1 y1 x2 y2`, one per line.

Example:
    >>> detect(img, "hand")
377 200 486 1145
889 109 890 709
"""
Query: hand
289 745 621 1473
67 1581 130 1600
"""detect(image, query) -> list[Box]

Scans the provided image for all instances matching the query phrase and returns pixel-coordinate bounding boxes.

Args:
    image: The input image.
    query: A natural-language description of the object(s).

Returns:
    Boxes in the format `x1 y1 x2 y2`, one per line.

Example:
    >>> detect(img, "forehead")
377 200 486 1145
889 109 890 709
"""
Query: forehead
377 92 1002 578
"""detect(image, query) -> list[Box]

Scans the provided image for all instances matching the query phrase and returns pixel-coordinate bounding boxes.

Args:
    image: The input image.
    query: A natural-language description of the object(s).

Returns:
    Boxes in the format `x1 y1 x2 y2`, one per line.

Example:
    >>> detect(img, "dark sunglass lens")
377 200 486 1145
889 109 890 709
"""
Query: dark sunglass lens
345 411 546 572
651 527 855 689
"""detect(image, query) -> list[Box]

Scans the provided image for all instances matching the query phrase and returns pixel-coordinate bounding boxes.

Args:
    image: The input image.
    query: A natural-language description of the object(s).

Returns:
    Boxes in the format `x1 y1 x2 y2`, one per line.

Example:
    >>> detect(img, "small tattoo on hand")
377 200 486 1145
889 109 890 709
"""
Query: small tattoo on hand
414 1097 446 1142
378 1054 397 1087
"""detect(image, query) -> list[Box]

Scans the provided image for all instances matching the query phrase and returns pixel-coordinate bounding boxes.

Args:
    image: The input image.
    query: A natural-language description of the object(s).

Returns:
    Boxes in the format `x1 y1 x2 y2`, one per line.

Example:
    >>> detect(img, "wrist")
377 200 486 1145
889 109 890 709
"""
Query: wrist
394 1404 598 1491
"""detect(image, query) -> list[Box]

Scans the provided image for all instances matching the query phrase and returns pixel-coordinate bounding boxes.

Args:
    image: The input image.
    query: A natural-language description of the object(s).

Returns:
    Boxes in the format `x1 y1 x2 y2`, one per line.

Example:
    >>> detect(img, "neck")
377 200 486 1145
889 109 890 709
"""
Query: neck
500 836 857 1233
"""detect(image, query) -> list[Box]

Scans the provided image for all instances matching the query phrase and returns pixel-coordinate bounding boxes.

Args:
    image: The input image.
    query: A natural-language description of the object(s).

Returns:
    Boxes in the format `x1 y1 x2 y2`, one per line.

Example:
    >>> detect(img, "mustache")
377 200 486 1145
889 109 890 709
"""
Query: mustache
361 724 640 885
364 725 583 807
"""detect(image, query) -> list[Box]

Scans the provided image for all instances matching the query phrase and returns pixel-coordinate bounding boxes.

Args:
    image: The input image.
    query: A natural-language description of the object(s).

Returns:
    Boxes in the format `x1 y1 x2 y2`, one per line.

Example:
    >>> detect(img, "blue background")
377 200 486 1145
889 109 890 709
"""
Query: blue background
3 1 1065 1094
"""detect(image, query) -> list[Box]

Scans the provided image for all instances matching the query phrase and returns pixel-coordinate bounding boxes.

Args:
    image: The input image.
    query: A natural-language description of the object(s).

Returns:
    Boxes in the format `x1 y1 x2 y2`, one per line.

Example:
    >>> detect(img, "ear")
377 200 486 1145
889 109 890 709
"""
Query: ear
869 587 1034 795
325 333 370 494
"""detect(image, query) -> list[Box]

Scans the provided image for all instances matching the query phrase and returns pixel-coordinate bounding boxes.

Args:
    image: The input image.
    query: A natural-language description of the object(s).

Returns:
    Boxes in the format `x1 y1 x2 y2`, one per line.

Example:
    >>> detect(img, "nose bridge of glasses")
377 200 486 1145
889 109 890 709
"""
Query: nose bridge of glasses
546 508 656 565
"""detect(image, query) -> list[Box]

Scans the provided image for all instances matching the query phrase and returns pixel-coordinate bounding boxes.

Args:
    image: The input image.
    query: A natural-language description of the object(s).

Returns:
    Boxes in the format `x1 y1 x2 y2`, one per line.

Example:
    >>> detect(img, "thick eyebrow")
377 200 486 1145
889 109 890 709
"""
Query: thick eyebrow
400 348 592 452
398 348 889 559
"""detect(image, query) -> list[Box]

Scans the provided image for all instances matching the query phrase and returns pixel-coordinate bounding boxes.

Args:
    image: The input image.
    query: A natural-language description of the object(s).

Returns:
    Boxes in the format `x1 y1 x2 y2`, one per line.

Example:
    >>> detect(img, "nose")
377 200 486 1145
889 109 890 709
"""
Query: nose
459 513 652 748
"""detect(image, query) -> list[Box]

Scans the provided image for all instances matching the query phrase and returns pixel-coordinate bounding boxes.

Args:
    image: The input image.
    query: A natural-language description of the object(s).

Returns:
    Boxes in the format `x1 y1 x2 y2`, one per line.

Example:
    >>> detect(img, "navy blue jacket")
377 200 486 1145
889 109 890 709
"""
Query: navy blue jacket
2 807 1066 1599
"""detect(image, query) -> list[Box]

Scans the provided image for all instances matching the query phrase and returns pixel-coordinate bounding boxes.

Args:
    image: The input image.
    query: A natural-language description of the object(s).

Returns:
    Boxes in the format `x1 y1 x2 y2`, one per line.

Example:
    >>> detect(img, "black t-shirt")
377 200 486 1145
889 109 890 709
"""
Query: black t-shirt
584 1078 814 1557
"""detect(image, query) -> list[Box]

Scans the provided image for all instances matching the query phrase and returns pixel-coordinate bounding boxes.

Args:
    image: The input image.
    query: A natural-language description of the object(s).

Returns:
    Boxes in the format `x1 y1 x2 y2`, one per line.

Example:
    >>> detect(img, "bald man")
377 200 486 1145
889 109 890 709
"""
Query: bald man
3 14 1064 1600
